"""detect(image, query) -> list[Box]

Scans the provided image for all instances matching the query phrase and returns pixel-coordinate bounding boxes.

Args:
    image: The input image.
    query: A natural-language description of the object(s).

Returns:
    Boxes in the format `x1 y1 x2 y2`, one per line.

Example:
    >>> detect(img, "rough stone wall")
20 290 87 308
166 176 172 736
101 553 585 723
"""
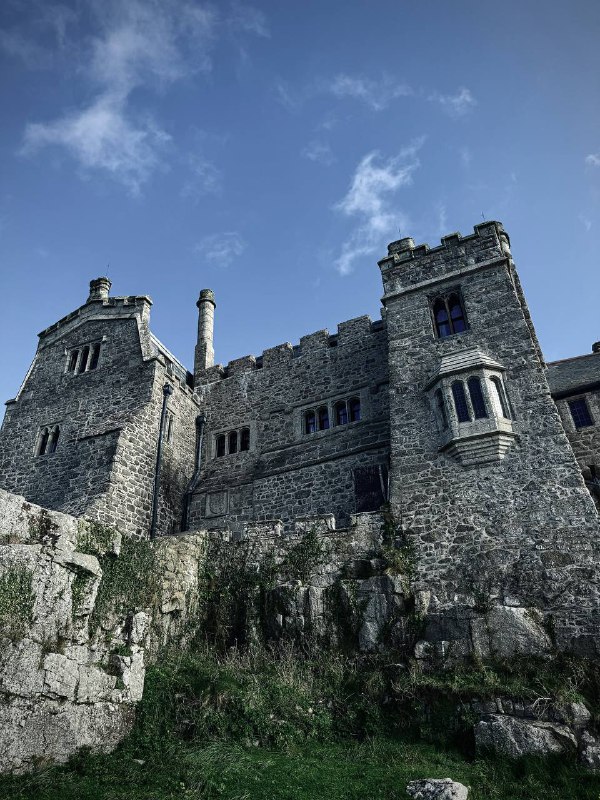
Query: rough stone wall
553 389 600 510
379 222 600 655
0 293 199 538
0 487 207 774
189 317 390 531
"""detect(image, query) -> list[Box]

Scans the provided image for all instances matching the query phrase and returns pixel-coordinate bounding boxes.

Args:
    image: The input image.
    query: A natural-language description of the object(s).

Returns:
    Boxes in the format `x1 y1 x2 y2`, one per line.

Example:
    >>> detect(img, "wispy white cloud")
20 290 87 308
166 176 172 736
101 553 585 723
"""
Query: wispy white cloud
301 140 335 166
274 79 302 112
180 155 222 199
324 73 412 111
429 87 476 117
19 1 217 192
194 231 246 267
459 146 471 167
579 214 593 232
585 153 600 167
0 29 52 68
334 141 423 275
22 94 171 194
437 204 448 235
228 2 269 37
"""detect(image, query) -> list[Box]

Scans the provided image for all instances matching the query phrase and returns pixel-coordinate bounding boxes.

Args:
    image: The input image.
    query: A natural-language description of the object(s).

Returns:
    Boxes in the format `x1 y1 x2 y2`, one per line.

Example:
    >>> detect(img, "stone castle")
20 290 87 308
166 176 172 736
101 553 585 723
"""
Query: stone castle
0 220 599 771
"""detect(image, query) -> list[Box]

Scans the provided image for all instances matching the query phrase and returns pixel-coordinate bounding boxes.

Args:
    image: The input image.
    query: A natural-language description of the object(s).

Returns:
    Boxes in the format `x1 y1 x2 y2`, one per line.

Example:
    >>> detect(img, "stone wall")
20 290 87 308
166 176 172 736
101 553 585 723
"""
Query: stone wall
379 222 600 656
0 290 199 538
0 488 207 773
553 389 600 511
189 316 390 531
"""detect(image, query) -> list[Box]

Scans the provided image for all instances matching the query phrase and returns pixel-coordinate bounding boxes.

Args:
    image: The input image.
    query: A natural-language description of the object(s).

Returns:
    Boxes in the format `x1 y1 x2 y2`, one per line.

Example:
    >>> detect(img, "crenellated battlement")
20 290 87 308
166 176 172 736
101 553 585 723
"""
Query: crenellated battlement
379 221 512 300
196 315 386 384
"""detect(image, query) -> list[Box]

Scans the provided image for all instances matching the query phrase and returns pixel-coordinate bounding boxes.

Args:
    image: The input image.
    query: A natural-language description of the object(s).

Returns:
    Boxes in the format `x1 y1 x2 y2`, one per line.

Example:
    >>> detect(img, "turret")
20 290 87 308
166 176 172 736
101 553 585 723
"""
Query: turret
87 277 112 302
194 289 216 376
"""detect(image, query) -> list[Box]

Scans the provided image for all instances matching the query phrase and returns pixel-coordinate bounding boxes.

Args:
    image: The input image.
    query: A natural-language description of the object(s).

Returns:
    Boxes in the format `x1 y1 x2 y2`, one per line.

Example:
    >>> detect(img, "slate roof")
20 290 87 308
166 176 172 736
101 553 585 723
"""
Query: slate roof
546 352 600 398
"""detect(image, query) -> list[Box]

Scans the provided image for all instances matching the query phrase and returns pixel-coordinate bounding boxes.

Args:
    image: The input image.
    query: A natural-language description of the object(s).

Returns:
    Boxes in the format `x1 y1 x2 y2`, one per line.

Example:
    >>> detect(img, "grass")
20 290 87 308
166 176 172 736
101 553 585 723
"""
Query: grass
1 646 599 800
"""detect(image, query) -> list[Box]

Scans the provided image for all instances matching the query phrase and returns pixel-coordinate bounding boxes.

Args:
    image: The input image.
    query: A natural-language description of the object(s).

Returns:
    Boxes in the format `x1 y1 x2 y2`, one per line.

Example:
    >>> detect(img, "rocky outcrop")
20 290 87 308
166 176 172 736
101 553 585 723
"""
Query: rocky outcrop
406 778 469 799
474 715 577 757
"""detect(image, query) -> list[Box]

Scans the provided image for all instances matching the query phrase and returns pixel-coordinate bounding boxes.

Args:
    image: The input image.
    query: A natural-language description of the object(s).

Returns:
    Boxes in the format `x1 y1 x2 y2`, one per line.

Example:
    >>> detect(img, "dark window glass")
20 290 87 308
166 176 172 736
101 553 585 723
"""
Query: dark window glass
490 377 510 418
433 299 451 338
47 426 60 454
228 430 238 454
452 381 471 423
468 376 487 419
318 406 330 430
435 389 448 430
305 411 316 434
569 398 593 429
88 344 100 371
216 434 226 457
432 293 467 338
78 345 89 373
349 397 361 422
335 401 348 425
240 427 250 451
67 350 78 372
38 428 49 456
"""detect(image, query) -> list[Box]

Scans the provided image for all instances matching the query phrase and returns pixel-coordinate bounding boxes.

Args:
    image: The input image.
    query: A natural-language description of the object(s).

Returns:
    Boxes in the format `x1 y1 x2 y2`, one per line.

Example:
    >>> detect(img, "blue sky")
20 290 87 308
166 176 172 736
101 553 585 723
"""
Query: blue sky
1 0 599 404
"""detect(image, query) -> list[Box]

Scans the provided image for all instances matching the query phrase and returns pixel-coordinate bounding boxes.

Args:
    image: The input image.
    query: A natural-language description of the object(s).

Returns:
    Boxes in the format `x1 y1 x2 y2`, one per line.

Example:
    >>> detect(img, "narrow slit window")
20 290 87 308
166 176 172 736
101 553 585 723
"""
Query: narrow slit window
318 406 330 430
335 401 348 426
228 430 238 454
165 413 174 443
349 397 361 422
304 410 316 434
47 426 60 454
240 427 250 451
490 377 510 419
467 376 487 419
37 427 50 456
67 350 78 372
452 381 471 423
216 434 226 457
78 345 90 373
435 389 448 430
88 343 101 371
568 398 594 429
448 294 467 333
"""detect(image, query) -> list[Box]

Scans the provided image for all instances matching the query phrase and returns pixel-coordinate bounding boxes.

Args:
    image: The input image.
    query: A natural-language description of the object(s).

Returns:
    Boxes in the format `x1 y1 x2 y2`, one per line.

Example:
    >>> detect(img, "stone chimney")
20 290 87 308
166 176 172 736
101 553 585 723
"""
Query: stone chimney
194 289 216 374
88 277 112 303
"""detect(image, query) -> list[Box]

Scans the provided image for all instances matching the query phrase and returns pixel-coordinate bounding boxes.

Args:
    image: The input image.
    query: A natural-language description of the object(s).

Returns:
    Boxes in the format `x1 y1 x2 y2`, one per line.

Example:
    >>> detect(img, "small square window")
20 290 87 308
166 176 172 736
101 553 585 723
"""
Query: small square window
568 398 594 429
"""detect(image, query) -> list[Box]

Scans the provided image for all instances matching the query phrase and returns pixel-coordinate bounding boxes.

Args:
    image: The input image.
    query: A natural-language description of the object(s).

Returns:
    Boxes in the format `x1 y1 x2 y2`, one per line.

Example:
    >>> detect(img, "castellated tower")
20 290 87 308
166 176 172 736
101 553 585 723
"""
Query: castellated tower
379 221 600 655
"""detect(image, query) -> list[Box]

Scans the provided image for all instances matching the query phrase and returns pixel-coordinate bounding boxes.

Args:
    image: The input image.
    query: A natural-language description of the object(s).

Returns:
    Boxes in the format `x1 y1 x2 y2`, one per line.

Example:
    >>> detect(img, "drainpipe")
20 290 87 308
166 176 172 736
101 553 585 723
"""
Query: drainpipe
181 412 206 532
150 383 173 540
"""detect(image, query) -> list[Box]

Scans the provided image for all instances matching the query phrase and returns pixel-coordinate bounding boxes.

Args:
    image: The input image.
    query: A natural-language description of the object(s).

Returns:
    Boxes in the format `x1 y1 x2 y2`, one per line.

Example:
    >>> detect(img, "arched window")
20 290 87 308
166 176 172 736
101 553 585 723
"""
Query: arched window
240 427 250 451
78 345 90 373
47 426 60 454
451 381 470 423
318 406 330 431
490 377 510 419
349 397 361 422
37 427 50 456
432 293 467 338
228 430 238 454
435 389 448 430
88 343 101 371
216 434 226 457
467 376 487 419
304 410 316 434
433 298 451 338
67 350 78 372
335 401 348 426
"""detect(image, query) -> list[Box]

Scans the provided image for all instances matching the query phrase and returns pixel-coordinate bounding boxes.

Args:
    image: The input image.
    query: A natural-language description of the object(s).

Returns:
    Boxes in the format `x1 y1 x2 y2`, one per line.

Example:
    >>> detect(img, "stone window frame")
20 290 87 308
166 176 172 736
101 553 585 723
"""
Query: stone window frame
567 396 595 430
35 423 60 456
164 410 175 445
213 425 252 458
65 340 103 375
301 393 362 437
428 286 469 340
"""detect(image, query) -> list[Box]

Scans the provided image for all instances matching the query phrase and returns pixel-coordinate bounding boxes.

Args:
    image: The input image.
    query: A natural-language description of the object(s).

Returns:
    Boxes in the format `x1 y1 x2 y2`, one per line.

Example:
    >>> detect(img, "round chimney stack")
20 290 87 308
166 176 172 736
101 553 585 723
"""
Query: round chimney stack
88 277 112 302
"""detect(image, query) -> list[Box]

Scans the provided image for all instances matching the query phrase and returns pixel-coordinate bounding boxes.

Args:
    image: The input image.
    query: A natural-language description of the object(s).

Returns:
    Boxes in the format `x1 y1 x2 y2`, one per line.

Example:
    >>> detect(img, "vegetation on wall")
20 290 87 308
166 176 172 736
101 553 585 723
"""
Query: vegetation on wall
0 565 35 641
